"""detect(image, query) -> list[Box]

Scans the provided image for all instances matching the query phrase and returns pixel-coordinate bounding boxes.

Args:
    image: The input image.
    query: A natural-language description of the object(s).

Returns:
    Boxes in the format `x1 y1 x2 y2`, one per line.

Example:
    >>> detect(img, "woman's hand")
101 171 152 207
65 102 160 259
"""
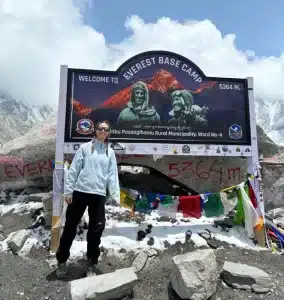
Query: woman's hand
64 196 73 204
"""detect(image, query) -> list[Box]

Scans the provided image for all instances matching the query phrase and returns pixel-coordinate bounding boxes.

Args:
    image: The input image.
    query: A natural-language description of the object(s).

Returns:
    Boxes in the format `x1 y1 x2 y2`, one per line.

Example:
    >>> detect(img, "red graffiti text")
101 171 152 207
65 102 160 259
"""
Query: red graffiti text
4 159 53 179
167 159 241 183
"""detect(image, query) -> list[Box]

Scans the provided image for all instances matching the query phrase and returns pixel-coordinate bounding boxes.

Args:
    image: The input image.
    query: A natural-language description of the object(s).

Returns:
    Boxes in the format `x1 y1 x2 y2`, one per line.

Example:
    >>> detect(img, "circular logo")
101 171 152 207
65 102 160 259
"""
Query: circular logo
182 145 191 153
229 124 242 140
222 145 229 152
76 119 94 135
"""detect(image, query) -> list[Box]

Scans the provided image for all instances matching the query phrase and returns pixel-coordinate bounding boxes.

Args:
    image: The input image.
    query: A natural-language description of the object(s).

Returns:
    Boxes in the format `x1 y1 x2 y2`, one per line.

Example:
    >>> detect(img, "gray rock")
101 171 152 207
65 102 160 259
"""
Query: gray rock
274 217 284 229
69 267 137 300
27 193 50 202
23 187 43 195
221 261 273 294
0 233 5 241
171 249 218 300
146 248 158 257
252 284 270 294
7 229 30 253
267 208 284 219
0 224 3 233
132 251 148 273
198 231 211 240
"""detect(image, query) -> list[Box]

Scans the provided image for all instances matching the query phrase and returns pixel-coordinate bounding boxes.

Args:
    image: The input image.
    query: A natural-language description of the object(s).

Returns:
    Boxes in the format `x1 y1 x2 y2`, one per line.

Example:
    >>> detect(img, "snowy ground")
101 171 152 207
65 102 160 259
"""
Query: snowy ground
0 199 262 263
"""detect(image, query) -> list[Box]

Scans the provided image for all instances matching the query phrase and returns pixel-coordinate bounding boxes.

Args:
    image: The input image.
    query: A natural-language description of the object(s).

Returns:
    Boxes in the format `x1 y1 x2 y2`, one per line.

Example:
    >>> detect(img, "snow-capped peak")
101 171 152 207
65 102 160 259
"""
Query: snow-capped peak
0 91 54 144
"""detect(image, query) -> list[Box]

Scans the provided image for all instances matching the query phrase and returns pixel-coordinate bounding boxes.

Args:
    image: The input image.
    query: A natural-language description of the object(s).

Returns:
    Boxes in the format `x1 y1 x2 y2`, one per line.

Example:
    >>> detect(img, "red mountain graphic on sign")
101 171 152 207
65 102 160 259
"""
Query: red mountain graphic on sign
72 69 216 117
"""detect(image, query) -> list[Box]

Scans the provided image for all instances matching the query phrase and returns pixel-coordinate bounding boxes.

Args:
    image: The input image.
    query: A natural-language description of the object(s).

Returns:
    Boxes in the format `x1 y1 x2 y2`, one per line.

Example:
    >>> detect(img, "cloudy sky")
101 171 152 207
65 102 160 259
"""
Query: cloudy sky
1 0 284 106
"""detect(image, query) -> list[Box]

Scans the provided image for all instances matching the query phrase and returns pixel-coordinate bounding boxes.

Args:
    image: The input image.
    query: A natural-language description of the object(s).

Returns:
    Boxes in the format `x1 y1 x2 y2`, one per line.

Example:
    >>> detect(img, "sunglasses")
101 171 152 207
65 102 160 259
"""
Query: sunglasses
97 127 110 132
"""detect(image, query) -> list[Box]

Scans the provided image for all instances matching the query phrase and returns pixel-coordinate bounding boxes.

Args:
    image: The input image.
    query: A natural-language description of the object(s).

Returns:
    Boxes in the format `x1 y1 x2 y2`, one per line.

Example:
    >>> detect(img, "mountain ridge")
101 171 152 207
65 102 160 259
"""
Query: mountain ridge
0 91 54 145
255 96 284 146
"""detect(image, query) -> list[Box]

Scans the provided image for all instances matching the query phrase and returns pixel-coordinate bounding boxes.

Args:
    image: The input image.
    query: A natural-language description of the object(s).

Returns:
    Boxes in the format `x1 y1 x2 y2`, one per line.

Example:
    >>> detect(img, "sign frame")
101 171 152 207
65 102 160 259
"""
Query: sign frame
64 51 251 151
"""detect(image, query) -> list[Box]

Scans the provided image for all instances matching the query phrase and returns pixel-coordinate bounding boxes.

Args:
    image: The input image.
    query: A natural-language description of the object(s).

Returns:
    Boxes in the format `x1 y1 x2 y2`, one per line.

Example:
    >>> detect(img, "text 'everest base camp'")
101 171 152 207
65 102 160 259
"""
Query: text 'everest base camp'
1 50 284 300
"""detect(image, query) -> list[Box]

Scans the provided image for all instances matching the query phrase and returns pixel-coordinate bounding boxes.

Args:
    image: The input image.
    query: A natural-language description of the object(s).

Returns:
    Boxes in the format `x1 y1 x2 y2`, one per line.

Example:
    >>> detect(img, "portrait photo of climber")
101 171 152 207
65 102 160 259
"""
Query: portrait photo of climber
117 81 161 125
168 89 209 127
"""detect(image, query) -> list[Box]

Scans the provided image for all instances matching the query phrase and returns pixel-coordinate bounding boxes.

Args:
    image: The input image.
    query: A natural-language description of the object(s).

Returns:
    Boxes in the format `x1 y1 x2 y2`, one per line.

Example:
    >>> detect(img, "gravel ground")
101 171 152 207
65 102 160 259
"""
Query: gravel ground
1 211 284 300
1 239 284 300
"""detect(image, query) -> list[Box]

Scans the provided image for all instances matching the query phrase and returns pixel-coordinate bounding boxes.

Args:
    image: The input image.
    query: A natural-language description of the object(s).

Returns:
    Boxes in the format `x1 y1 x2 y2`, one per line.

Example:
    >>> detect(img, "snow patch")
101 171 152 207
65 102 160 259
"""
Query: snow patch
0 202 43 216
0 202 262 260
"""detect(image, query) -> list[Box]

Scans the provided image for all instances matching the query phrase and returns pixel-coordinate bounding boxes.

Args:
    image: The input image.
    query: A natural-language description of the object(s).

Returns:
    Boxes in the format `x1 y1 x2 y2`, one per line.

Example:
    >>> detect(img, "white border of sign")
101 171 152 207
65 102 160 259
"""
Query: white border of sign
51 65 262 252
64 142 252 157
246 77 263 216
51 65 68 252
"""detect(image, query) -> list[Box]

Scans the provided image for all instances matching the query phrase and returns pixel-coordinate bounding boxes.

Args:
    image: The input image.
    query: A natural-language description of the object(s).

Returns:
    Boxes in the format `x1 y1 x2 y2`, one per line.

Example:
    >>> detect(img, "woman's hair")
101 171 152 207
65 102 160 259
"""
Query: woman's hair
92 120 111 156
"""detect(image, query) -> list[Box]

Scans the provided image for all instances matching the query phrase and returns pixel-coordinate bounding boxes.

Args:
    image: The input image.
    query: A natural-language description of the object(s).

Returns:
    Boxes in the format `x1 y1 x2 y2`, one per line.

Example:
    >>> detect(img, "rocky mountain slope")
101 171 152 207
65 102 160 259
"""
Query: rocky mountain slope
257 125 280 157
0 91 54 145
255 97 284 146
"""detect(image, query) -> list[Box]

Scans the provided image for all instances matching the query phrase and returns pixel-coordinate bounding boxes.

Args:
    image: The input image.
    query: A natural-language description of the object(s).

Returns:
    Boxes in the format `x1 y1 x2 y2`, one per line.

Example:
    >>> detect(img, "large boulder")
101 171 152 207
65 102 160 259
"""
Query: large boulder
69 267 137 300
171 249 219 300
221 261 273 294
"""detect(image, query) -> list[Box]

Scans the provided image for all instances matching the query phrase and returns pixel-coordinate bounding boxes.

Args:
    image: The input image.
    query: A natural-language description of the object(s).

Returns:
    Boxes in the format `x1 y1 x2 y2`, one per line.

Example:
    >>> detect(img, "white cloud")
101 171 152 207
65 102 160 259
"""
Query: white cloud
0 0 109 105
1 1 284 143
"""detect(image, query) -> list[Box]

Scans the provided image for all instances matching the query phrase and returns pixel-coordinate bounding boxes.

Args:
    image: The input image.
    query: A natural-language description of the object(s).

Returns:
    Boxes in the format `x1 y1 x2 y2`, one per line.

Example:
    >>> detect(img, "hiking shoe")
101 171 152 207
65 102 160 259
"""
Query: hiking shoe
56 263 67 279
86 263 97 277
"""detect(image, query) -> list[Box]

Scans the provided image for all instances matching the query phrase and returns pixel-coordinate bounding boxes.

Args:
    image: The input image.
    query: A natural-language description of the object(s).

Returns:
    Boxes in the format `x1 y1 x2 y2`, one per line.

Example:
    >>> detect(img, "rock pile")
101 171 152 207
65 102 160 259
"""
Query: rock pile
170 249 273 299
66 248 273 300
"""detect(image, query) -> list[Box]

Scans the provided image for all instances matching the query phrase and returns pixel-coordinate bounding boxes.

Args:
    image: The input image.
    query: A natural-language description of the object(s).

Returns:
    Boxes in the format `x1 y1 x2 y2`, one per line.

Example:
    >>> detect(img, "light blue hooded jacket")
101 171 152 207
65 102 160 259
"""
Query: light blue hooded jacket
64 139 120 203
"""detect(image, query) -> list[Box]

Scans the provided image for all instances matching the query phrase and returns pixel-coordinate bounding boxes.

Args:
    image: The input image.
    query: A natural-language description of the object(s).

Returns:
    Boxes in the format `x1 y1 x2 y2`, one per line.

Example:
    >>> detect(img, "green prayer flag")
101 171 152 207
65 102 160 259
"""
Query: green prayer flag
204 193 224 218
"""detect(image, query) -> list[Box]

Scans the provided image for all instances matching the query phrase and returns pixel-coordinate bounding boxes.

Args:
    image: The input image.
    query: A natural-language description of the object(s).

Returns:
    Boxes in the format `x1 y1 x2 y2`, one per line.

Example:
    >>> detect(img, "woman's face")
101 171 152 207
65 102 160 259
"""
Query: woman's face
95 122 110 141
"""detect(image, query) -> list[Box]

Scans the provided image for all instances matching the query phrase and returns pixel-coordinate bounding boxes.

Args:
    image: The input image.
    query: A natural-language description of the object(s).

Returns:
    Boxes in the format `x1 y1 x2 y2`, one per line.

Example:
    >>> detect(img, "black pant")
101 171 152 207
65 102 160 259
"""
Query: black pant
56 190 106 264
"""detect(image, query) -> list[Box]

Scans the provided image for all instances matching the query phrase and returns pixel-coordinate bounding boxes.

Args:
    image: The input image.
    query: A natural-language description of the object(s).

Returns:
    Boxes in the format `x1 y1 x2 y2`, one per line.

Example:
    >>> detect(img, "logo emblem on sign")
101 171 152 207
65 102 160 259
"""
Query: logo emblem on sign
222 145 228 152
73 144 80 151
229 124 242 139
182 145 190 153
76 119 94 135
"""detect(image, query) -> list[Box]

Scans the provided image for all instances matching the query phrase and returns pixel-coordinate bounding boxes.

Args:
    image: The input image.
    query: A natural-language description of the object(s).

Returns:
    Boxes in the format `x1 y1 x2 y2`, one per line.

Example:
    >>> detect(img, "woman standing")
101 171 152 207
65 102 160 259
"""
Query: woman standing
56 121 120 278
